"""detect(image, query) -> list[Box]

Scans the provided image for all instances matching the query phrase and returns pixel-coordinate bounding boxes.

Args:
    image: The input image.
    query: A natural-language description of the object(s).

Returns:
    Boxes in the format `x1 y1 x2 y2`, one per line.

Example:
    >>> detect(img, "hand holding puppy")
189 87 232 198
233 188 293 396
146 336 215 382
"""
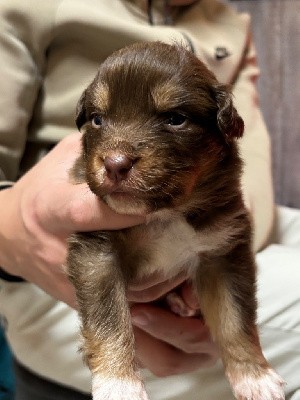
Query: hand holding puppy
131 280 219 376
0 133 144 307
0 131 216 380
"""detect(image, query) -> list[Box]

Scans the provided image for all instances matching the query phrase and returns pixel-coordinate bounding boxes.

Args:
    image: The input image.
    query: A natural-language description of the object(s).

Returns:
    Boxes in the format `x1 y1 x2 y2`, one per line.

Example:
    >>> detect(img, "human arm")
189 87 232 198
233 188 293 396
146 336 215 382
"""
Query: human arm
232 39 274 251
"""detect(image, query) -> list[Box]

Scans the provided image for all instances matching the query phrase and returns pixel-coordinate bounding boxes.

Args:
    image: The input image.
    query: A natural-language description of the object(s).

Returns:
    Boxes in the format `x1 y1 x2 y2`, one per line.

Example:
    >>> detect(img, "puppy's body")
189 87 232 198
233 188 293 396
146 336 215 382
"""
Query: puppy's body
68 42 285 400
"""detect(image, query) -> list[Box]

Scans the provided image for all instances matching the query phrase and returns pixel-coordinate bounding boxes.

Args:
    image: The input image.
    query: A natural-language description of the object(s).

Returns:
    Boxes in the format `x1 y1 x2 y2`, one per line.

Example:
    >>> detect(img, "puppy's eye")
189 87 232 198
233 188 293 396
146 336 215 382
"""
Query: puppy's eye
91 114 102 128
164 112 187 127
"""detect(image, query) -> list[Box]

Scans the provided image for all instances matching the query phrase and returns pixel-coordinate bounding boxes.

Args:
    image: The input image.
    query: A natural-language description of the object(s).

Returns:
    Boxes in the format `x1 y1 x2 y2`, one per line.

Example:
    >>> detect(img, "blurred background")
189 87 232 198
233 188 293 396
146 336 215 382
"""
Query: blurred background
232 0 300 209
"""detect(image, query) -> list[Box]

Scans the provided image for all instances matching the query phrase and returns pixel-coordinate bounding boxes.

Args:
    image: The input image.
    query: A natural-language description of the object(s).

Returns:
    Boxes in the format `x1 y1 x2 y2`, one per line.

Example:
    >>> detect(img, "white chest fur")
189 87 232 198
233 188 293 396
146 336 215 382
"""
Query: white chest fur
126 211 234 280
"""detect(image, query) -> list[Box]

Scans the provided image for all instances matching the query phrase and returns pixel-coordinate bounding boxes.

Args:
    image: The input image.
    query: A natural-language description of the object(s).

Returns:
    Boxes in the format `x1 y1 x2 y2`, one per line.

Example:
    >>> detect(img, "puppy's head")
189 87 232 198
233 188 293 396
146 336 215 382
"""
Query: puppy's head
75 41 244 215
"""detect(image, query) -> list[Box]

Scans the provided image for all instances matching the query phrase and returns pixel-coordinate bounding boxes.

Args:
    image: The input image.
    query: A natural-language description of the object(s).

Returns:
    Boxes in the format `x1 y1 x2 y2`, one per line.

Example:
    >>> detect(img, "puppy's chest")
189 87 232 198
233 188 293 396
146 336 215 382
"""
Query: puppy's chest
118 215 229 280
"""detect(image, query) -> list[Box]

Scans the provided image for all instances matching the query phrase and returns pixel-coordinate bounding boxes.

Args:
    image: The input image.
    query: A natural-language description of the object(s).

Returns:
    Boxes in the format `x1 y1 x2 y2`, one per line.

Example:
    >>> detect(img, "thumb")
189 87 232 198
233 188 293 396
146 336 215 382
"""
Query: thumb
42 182 145 234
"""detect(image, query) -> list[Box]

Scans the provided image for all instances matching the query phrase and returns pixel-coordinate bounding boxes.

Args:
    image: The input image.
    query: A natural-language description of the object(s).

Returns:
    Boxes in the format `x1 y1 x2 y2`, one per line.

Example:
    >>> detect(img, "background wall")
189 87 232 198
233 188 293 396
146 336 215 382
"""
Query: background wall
230 0 300 208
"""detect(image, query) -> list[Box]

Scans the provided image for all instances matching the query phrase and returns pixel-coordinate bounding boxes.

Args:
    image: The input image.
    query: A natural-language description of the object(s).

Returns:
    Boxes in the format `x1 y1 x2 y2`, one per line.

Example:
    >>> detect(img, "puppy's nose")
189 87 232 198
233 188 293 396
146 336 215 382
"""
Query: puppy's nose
104 154 134 182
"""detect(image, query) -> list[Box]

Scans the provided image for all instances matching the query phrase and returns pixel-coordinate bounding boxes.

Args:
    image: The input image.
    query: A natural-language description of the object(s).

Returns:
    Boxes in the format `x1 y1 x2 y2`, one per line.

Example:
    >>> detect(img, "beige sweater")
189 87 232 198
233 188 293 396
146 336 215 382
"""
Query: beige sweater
0 0 273 250
0 0 274 391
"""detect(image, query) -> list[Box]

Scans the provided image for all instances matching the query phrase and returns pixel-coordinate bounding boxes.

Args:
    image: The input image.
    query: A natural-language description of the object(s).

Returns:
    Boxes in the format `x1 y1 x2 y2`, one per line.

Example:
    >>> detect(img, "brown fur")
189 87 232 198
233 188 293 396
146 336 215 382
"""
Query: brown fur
68 42 284 400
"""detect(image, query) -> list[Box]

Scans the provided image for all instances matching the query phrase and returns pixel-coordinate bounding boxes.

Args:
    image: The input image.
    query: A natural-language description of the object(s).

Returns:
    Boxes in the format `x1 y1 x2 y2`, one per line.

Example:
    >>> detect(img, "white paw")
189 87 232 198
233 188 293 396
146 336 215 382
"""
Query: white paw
92 375 149 400
165 292 196 317
231 368 285 400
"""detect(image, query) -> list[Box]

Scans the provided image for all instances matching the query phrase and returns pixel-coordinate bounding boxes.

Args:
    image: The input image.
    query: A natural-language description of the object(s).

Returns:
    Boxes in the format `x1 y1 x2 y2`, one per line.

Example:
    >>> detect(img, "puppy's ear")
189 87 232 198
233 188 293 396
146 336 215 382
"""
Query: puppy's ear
214 84 244 141
75 89 88 131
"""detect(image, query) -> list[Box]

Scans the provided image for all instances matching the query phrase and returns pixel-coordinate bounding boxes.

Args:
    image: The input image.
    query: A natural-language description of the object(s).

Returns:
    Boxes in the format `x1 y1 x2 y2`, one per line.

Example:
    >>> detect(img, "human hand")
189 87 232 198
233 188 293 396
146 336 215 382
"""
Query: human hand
129 280 219 376
0 133 144 307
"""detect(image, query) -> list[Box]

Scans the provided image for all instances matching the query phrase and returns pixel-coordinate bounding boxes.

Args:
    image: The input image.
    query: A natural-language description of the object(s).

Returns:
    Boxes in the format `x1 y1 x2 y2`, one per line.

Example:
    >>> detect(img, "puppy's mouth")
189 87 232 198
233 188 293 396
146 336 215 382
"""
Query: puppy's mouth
88 172 150 215
97 176 142 197
107 188 136 201
102 186 149 216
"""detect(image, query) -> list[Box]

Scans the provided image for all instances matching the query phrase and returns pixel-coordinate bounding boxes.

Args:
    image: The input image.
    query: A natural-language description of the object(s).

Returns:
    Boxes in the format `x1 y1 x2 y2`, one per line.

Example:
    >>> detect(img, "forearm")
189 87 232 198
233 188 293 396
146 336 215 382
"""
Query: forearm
232 41 274 251
0 186 19 276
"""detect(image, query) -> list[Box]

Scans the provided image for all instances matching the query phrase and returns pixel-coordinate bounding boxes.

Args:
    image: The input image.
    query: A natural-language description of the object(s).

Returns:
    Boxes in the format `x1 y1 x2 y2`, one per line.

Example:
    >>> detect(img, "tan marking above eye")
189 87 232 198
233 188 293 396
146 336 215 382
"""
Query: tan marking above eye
93 82 110 112
151 82 184 112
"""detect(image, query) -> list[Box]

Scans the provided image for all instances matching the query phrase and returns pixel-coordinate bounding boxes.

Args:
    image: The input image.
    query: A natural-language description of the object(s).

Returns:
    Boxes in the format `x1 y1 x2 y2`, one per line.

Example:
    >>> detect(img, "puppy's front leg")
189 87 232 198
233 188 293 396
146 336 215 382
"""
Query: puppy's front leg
195 243 285 400
67 232 149 400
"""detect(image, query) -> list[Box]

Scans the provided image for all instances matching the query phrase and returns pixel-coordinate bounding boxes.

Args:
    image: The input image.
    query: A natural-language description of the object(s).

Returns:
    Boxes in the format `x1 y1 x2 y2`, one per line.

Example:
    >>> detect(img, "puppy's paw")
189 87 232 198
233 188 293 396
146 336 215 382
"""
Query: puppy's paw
229 367 285 400
165 292 196 317
92 375 149 400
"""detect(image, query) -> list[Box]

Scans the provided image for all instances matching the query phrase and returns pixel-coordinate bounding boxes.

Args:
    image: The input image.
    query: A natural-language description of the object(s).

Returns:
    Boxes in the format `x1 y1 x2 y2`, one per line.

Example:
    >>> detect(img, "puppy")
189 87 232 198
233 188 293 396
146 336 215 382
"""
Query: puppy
68 42 285 400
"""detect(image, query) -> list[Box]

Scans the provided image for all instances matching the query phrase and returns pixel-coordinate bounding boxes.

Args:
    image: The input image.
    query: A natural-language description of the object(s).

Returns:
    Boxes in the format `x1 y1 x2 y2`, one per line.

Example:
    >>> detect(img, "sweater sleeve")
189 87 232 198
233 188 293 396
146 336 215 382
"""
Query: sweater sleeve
0 1 61 181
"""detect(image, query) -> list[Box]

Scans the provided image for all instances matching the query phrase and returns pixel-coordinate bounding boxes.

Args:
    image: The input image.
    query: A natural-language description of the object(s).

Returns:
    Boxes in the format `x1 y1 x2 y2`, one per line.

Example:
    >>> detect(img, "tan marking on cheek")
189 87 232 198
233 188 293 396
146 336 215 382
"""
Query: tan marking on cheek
88 153 105 182
180 159 214 199
93 82 110 111
181 144 224 198
181 168 200 198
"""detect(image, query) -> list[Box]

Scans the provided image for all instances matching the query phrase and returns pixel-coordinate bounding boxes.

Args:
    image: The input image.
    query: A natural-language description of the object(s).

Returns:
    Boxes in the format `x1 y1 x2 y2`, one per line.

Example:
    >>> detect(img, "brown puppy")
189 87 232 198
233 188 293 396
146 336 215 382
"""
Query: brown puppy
68 42 285 400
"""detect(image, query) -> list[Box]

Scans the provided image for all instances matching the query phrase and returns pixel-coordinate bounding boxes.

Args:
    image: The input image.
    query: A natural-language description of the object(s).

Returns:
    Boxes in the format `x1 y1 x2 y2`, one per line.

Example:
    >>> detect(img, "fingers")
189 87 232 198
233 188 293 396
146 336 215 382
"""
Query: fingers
131 304 215 353
51 182 145 233
20 255 78 308
180 280 199 310
132 304 219 376
53 279 77 309
128 276 200 308
134 327 214 377
40 272 77 309
127 272 187 302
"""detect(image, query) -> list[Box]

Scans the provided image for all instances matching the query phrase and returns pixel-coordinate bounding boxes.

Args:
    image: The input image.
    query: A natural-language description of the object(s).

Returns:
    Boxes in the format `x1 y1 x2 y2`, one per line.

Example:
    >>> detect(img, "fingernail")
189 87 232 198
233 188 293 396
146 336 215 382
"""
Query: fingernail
131 312 149 327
